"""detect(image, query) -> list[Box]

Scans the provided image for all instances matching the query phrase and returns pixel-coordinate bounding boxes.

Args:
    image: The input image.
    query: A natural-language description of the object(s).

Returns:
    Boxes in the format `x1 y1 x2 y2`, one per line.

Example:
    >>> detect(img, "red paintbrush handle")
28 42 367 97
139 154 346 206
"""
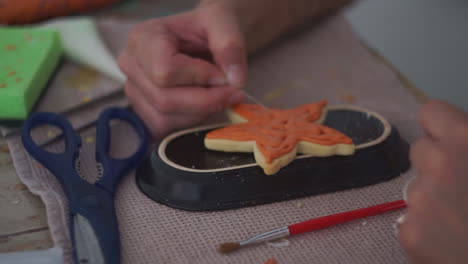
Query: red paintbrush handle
288 200 406 236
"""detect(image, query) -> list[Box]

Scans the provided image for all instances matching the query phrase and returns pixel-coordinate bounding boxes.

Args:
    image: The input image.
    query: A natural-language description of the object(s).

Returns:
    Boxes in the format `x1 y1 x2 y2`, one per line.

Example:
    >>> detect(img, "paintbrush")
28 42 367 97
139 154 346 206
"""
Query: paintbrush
218 199 406 254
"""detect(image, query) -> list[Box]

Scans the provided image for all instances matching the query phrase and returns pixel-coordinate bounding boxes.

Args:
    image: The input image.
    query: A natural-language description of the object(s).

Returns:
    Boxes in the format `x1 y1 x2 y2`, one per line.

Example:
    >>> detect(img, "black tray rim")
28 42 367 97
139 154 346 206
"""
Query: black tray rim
158 104 392 173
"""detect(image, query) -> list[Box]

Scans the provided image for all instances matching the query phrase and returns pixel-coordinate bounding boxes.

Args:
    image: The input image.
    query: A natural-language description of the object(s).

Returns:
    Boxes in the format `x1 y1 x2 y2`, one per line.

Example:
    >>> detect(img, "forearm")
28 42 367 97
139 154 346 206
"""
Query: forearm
199 0 354 54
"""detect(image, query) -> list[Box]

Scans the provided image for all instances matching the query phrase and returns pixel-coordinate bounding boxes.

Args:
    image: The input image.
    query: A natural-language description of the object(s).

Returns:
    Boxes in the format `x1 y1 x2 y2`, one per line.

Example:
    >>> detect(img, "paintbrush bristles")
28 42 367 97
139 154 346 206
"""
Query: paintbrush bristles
217 242 241 254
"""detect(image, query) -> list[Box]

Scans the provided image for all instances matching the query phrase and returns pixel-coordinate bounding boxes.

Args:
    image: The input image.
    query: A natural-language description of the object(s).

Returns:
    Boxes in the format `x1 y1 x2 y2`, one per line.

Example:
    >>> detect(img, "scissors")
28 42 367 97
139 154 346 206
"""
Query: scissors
21 107 149 264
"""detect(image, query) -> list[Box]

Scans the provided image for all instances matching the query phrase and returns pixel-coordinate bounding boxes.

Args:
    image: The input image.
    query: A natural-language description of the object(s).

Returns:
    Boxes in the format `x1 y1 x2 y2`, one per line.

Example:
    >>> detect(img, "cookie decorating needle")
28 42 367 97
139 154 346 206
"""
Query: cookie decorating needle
217 200 406 254
243 91 266 108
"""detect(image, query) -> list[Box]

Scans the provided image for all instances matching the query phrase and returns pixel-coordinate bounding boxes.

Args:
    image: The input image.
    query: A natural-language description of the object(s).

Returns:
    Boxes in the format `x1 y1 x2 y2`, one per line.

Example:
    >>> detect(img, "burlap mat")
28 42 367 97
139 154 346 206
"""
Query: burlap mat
7 15 421 264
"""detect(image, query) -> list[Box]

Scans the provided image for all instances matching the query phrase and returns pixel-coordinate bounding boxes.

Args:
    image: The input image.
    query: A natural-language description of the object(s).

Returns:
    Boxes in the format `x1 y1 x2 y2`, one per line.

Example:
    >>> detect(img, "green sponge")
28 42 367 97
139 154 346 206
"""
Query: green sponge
0 27 63 120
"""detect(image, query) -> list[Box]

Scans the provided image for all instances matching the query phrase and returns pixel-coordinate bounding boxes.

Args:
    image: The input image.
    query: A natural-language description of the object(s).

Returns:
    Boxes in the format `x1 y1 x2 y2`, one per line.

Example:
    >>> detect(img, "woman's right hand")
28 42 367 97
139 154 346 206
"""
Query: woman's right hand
118 2 247 139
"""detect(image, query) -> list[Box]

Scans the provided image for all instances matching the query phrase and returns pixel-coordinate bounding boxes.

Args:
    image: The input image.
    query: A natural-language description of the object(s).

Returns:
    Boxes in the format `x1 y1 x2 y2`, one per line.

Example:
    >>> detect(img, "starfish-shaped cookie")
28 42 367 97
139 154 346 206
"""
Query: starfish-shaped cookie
204 100 355 175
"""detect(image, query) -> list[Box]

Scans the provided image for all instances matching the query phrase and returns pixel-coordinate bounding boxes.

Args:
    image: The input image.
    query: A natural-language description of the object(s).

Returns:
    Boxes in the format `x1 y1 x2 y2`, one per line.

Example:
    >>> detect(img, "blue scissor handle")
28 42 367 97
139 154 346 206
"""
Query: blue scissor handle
21 112 81 170
94 107 149 194
21 112 89 201
21 108 149 264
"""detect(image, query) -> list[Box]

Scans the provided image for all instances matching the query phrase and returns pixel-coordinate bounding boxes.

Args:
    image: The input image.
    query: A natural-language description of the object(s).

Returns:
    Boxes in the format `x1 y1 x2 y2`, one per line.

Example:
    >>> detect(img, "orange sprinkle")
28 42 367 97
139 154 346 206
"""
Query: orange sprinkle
13 183 27 191
47 130 56 138
0 145 9 152
4 44 17 51
16 77 23 83
0 83 6 88
341 93 356 104
24 33 33 42
264 258 278 264
82 96 91 103
8 71 16 76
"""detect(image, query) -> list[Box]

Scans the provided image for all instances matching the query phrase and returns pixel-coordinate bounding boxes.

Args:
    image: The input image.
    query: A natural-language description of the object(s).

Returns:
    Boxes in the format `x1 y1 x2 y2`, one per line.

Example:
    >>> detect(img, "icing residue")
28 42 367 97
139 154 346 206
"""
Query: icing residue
206 100 353 163
66 66 98 92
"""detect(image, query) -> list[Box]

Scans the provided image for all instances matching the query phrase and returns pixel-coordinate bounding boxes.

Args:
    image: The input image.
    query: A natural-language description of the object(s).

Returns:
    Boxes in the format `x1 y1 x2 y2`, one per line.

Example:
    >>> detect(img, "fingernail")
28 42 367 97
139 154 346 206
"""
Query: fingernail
226 65 244 87
227 90 244 106
394 214 406 234
391 214 406 235
210 76 227 86
402 177 415 202
397 215 406 225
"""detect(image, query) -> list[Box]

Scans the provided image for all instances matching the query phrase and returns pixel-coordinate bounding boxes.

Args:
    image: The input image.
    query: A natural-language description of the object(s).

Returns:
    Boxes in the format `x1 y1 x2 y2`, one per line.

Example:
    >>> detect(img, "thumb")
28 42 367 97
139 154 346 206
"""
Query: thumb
202 6 247 88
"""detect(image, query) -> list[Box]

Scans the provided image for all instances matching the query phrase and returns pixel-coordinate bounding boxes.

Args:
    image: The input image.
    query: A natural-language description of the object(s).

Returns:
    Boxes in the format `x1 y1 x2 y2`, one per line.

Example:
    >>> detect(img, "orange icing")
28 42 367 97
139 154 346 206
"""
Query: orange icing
206 100 353 163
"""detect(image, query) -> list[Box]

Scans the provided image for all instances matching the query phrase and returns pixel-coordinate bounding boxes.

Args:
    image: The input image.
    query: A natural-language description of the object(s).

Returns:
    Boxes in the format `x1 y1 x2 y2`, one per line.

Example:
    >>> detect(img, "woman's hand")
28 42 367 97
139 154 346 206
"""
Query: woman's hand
400 100 468 263
118 2 247 138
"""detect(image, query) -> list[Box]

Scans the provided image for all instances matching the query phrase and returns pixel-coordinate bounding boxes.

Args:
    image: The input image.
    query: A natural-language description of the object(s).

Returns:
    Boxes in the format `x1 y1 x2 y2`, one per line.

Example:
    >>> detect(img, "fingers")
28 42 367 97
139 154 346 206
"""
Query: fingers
127 18 228 87
124 81 210 139
149 85 243 114
167 54 227 86
399 177 467 264
201 4 248 87
118 7 248 139
418 100 468 144
402 101 468 263
410 137 450 182
402 176 416 202
408 135 463 207
124 81 163 138
398 208 436 264
119 50 244 115
399 167 457 264
145 44 229 87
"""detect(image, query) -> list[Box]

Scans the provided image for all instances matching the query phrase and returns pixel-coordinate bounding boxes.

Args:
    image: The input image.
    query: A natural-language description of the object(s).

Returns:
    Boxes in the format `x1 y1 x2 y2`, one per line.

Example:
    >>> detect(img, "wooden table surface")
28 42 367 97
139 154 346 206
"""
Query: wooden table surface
0 0 429 254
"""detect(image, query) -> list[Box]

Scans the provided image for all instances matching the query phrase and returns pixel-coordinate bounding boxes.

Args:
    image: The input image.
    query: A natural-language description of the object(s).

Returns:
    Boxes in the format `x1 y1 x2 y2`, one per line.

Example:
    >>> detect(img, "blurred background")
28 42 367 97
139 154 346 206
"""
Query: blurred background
108 0 468 110
347 0 468 110
2 0 465 109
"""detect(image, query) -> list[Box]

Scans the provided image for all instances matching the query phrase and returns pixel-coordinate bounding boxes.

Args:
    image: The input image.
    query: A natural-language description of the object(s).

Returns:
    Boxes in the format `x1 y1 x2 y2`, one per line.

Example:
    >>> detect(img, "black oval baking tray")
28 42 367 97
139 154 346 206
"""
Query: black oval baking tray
136 105 410 211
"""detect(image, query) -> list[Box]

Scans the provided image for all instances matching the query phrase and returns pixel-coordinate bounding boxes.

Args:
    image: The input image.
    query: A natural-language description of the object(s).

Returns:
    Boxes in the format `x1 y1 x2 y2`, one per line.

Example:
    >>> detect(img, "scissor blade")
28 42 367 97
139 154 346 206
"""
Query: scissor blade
73 214 105 264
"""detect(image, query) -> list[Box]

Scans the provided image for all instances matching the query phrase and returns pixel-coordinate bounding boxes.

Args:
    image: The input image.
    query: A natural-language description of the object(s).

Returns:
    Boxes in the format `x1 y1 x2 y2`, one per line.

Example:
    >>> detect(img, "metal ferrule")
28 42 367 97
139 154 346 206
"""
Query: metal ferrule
240 226 290 246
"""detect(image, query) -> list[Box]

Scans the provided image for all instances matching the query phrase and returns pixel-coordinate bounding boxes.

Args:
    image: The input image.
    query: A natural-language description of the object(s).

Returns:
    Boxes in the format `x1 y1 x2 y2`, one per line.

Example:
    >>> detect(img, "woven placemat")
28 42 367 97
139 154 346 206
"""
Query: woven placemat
8 15 421 264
